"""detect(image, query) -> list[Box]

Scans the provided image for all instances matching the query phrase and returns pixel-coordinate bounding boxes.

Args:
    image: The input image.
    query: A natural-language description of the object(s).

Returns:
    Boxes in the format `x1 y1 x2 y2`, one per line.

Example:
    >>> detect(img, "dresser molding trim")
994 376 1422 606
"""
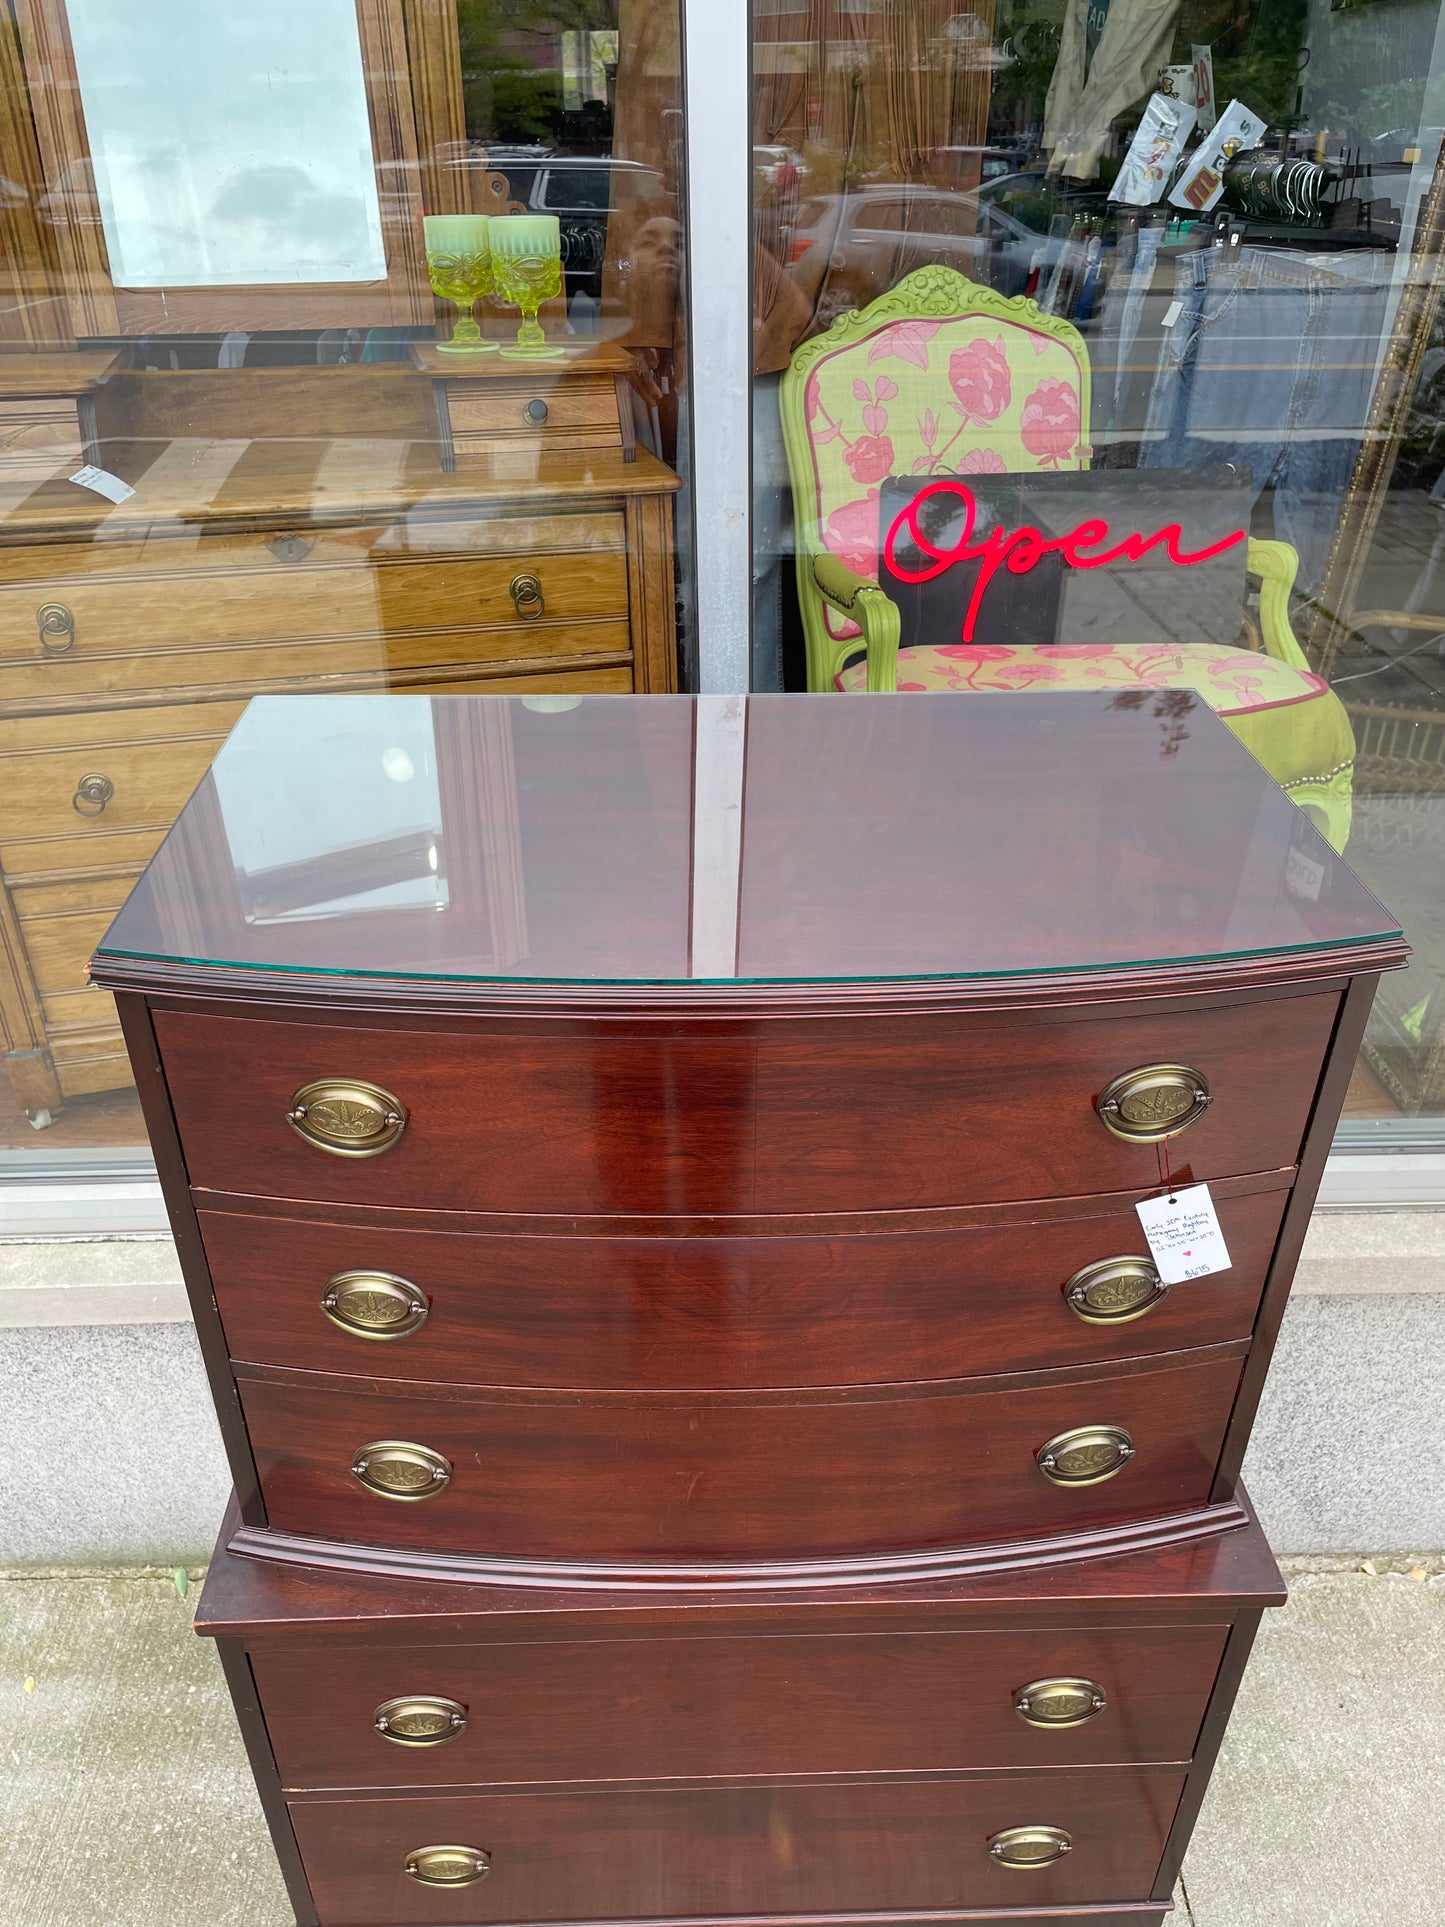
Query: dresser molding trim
230 1337 1253 1407
226 1496 1252 1594
93 944 1406 1015
186 1163 1294 1239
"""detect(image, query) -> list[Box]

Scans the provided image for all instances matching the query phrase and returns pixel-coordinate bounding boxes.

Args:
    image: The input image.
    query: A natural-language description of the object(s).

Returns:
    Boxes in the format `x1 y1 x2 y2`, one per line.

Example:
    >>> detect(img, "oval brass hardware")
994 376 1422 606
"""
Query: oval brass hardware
268 533 313 564
1036 1424 1135 1487
405 1844 491 1888
72 772 114 816
510 571 545 619
351 1440 452 1502
37 602 75 652
1063 1257 1170 1326
523 397 549 423
987 1825 1073 1869
286 1078 406 1158
1096 1063 1211 1143
321 1270 429 1340
375 1695 468 1746
1013 1678 1107 1728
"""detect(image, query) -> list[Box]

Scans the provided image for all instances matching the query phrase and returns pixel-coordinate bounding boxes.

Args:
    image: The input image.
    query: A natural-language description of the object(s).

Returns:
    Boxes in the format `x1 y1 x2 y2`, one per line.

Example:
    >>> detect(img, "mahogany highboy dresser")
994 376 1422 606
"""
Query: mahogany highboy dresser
92 691 1405 1927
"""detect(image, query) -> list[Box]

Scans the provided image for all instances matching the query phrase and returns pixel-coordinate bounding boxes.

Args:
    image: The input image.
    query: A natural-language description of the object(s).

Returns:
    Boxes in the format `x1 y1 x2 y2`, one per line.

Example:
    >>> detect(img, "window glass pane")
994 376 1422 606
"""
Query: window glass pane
0 0 689 1160
751 0 1445 1137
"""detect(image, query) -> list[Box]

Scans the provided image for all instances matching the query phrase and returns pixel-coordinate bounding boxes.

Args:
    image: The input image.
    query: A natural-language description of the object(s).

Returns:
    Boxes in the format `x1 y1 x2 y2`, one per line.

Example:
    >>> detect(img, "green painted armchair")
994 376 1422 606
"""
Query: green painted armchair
779 264 1356 851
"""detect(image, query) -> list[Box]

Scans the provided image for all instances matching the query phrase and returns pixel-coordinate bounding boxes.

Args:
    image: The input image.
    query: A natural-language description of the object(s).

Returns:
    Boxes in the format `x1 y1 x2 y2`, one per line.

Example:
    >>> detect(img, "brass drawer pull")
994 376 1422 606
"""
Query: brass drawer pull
351 1439 452 1502
375 1695 468 1746
510 571 545 619
37 602 75 652
523 397 549 424
322 1270 429 1340
1013 1677 1107 1728
72 772 114 815
405 1844 490 1888
268 534 313 563
988 1825 1072 1869
1063 1256 1169 1325
286 1078 406 1158
1097 1063 1211 1142
1036 1424 1135 1487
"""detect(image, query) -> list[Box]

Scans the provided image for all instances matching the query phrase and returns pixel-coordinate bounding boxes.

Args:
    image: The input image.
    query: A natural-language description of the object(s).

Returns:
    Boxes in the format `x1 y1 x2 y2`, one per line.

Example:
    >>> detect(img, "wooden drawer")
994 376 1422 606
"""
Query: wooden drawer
0 701 239 855
255 1621 1228 1790
0 521 629 704
236 1348 1245 1567
198 1187 1288 1390
443 372 622 454
286 1771 1186 1922
157 995 1337 1216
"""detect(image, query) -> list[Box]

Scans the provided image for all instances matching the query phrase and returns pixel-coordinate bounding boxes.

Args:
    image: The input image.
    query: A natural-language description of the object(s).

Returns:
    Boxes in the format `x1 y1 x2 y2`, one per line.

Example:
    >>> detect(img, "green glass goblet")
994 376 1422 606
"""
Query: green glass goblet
423 215 498 355
489 214 566 361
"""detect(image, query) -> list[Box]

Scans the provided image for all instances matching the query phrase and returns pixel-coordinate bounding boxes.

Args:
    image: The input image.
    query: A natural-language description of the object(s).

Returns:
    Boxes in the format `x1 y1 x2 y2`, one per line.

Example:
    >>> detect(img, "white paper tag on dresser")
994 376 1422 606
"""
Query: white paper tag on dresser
1135 1183 1231 1284
68 463 134 504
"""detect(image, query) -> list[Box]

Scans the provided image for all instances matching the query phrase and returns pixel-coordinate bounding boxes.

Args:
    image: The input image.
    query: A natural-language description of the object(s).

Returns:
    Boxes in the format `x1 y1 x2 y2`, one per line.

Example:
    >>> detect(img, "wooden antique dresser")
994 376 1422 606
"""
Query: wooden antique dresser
92 691 1405 1927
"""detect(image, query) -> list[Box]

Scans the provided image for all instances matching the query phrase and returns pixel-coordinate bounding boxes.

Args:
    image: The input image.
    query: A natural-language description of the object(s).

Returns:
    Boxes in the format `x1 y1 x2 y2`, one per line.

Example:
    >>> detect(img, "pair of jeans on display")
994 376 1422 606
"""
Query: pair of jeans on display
1141 242 1390 592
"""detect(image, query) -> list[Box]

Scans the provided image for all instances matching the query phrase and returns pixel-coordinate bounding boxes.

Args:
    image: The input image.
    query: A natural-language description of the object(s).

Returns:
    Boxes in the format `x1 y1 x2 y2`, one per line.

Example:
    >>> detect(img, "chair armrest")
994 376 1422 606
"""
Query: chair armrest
1247 537 1313 673
811 554 901 692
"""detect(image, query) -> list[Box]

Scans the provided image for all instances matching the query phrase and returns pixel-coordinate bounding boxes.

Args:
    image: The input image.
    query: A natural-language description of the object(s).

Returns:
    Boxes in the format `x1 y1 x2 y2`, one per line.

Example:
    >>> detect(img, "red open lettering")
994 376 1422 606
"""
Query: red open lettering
881 478 1247 643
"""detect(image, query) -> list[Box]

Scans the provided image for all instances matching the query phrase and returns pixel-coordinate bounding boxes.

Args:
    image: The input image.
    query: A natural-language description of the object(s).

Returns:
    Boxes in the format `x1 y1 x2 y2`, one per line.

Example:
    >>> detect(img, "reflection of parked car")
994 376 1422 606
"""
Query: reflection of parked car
788 183 1067 317
445 153 669 301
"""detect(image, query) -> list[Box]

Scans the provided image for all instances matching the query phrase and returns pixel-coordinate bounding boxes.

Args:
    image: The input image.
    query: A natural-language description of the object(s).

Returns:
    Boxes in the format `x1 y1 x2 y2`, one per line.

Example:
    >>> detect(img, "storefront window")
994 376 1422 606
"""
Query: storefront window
752 0 1445 1136
0 0 689 1157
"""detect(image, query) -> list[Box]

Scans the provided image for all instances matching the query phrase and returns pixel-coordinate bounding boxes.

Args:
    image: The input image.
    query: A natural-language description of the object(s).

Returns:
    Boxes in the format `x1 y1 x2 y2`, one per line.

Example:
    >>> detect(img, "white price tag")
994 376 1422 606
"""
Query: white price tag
1285 843 1325 903
1161 299 1183 329
68 463 135 504
1135 1183 1232 1285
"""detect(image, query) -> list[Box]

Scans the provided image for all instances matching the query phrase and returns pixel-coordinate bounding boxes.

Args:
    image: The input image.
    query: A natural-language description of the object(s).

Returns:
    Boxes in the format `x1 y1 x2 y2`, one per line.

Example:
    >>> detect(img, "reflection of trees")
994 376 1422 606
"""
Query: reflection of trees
456 0 619 142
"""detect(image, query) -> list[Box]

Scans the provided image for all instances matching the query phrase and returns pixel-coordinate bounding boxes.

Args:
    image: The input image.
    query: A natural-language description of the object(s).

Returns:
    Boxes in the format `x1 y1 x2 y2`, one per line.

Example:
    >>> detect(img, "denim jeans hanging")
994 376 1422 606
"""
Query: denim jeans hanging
1141 243 1390 592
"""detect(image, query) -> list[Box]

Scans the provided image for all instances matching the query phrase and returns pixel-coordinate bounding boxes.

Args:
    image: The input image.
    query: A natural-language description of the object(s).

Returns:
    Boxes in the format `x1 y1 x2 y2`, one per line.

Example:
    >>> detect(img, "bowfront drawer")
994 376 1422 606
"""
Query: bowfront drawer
287 1772 1186 1922
0 514 629 703
0 702 240 860
157 994 1336 1215
255 1621 1228 1790
236 1348 1245 1567
198 1186 1288 1390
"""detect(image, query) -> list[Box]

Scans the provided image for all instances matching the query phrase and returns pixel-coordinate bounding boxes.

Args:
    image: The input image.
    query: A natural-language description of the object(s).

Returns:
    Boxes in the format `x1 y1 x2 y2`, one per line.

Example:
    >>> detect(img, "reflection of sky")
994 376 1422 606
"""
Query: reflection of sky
67 0 385 286
213 698 445 923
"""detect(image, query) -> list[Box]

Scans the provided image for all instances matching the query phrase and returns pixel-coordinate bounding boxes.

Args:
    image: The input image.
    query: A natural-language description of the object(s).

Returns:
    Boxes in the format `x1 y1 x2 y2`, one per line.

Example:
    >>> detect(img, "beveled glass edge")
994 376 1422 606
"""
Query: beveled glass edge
92 923 1405 989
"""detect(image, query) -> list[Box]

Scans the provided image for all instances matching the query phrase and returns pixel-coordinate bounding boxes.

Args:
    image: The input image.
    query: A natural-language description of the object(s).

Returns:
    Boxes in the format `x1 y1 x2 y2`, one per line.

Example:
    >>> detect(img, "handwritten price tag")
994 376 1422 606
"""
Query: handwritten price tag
1135 1183 1232 1285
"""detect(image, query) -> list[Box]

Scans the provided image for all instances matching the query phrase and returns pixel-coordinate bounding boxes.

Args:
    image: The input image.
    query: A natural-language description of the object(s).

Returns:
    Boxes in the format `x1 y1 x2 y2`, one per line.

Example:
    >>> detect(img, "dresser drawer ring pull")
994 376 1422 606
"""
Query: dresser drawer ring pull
72 772 114 815
405 1844 491 1888
987 1825 1073 1869
1063 1256 1170 1325
286 1078 406 1157
322 1270 430 1339
1036 1424 1135 1487
351 1439 452 1501
37 602 75 652
510 571 545 619
1013 1677 1108 1727
1097 1063 1211 1143
375 1695 468 1746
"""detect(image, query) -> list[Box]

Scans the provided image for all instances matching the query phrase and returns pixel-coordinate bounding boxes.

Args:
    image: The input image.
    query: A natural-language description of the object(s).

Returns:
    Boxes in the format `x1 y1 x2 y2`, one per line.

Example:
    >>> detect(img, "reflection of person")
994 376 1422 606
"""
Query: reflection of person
611 200 682 354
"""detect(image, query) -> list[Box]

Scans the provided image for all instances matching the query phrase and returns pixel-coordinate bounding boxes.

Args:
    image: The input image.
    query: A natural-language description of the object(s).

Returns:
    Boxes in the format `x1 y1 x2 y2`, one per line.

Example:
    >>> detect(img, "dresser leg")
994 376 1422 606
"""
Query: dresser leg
4 1045 62 1123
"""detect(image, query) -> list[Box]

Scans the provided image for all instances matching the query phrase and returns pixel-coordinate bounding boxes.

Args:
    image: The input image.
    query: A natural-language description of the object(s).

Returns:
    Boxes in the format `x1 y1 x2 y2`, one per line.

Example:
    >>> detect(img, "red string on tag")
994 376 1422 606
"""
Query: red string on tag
1156 1139 1177 1203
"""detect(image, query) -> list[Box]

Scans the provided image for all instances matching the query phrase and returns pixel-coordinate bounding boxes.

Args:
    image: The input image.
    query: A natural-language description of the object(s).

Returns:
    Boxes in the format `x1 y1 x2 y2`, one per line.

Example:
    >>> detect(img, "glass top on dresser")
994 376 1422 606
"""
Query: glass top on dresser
95 693 1399 986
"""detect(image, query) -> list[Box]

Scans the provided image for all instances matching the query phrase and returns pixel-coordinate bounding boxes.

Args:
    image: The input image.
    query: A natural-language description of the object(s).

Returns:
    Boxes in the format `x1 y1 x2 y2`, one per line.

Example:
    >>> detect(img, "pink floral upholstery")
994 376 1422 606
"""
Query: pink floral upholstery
836 641 1330 717
805 313 1089 642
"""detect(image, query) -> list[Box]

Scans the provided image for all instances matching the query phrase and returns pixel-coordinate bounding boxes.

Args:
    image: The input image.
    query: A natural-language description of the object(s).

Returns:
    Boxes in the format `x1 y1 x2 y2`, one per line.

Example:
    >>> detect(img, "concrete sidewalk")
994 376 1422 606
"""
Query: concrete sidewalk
1 1559 1440 1927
